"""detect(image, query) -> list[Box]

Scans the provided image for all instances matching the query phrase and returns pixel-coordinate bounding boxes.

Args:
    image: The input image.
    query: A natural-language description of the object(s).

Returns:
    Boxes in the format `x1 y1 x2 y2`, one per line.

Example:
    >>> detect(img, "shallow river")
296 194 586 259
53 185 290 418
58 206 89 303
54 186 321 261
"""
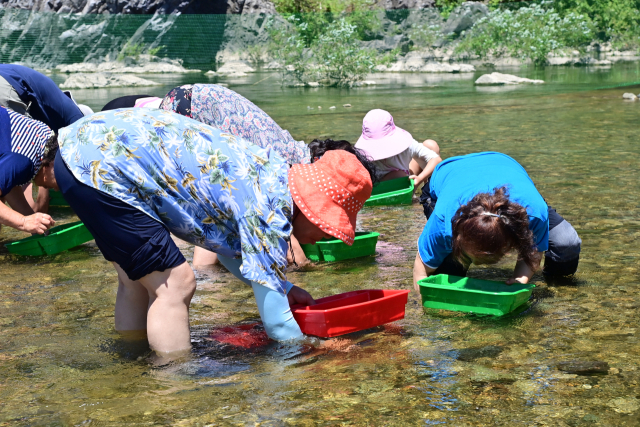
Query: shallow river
2 63 640 426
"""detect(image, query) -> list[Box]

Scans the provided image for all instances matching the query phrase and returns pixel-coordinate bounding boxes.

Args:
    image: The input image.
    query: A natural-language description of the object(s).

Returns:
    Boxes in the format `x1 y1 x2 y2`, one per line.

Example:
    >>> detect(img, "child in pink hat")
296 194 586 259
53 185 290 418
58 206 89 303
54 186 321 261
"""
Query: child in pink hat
355 109 441 187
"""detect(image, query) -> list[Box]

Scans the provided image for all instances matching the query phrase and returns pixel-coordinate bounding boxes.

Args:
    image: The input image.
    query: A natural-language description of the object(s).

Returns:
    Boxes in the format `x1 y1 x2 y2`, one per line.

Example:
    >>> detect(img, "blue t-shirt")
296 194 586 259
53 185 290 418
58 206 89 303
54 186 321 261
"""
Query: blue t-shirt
0 64 83 132
418 152 549 269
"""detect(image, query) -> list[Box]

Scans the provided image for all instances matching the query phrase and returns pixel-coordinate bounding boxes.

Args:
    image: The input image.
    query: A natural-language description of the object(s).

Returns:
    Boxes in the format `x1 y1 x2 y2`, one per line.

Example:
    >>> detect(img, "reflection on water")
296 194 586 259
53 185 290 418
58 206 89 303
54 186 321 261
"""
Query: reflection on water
2 63 640 425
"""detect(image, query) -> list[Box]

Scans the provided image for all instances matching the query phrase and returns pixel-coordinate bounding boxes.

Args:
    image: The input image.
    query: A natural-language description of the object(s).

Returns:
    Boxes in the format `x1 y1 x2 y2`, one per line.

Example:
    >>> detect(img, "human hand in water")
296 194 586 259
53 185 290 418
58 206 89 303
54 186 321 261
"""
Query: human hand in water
287 285 316 307
21 212 55 234
506 276 529 285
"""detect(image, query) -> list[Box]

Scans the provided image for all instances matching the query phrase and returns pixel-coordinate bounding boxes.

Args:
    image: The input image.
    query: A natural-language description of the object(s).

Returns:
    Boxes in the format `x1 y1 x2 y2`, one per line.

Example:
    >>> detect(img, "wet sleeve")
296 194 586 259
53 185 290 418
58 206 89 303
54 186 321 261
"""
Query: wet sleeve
409 140 438 165
417 215 451 269
529 215 549 252
0 153 34 196
218 254 301 341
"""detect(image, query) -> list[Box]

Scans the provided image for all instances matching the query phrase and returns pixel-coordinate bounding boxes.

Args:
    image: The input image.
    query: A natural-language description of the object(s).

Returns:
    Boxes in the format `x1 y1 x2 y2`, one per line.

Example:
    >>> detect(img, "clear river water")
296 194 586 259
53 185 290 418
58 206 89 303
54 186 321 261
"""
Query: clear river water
2 63 640 426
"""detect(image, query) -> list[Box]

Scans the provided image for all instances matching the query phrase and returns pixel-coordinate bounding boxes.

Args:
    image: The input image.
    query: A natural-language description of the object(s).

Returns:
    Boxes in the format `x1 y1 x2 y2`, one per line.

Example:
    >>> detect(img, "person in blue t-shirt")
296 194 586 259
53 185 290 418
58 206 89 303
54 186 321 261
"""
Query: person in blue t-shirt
414 152 581 288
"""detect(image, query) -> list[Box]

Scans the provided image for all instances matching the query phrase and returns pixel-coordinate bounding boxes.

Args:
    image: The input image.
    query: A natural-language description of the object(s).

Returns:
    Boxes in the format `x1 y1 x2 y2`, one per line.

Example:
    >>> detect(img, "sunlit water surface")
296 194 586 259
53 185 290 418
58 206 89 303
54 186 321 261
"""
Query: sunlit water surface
2 63 640 426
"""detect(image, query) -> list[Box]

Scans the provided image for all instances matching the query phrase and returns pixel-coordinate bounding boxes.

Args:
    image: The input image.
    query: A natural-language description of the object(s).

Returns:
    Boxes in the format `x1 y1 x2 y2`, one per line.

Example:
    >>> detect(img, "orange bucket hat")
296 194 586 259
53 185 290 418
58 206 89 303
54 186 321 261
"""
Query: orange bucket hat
288 150 373 245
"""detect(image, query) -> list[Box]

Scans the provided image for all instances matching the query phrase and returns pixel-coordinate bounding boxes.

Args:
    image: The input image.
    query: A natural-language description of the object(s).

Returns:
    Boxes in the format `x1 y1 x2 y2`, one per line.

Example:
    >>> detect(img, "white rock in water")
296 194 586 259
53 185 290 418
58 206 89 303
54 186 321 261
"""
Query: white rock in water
58 60 199 74
622 92 637 100
215 61 255 75
343 104 352 108
475 72 544 85
422 63 475 73
329 106 336 109
354 80 377 86
307 82 320 87
59 73 160 89
205 70 216 76
224 72 248 78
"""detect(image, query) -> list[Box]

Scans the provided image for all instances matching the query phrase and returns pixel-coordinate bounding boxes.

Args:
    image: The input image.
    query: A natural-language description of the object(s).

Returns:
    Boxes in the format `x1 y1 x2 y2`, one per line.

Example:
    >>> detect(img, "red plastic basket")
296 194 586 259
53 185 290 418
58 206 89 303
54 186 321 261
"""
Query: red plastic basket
291 289 410 338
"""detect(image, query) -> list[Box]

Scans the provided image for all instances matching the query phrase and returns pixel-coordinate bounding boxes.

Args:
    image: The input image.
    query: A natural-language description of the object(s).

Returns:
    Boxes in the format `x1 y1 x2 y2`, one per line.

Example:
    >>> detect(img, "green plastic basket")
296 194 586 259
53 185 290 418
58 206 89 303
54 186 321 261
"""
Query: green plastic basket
364 177 414 207
49 190 70 207
418 274 535 316
300 231 380 262
5 221 94 256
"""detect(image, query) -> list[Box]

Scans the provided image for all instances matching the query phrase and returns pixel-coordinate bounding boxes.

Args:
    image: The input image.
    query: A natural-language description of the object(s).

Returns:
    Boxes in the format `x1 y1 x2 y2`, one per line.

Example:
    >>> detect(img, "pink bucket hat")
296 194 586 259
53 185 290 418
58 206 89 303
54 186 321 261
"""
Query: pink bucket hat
355 109 414 161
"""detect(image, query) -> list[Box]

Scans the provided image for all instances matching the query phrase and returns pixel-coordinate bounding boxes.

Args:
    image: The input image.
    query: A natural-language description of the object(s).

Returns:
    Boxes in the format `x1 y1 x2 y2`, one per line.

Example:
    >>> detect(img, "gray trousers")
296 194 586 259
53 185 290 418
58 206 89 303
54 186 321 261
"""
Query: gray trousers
0 75 29 116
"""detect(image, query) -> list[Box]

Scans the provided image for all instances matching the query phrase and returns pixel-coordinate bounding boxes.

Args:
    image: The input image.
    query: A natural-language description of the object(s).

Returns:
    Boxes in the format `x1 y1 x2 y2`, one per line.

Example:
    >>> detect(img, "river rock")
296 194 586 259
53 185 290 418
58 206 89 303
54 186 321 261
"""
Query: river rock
215 61 255 74
442 1 489 36
608 397 640 414
58 58 199 74
452 345 504 362
475 72 544 85
377 59 475 73
1 0 275 14
422 62 475 73
556 360 610 376
622 93 637 100
59 73 160 89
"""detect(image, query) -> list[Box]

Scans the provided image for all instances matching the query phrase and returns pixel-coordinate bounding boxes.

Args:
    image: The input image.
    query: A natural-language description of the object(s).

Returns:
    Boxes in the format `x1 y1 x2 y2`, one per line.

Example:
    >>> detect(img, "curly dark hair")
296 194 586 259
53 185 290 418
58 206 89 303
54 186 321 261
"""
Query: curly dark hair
308 138 378 185
451 186 541 270
42 133 59 166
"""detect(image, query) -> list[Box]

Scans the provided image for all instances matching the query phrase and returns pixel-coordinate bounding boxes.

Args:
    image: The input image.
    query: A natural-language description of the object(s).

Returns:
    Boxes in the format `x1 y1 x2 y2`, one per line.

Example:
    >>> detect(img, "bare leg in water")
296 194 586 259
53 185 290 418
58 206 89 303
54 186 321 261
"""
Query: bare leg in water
113 261 196 360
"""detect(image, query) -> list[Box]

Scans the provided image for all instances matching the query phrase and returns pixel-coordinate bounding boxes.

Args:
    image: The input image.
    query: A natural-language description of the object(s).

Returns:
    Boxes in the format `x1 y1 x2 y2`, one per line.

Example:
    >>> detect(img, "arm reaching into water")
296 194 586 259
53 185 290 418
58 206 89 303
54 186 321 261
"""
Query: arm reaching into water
410 155 442 187
413 252 436 292
0 186 55 233
506 256 540 285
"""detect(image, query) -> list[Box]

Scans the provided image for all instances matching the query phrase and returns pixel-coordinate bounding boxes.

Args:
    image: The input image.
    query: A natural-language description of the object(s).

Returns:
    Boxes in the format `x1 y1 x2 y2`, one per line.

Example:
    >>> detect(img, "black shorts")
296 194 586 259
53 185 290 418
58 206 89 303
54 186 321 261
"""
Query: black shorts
54 150 185 281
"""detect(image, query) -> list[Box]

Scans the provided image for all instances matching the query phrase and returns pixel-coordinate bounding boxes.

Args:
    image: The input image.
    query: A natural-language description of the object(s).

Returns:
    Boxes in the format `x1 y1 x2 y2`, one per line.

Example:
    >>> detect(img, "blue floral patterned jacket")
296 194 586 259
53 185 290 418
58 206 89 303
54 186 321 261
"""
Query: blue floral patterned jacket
59 108 293 293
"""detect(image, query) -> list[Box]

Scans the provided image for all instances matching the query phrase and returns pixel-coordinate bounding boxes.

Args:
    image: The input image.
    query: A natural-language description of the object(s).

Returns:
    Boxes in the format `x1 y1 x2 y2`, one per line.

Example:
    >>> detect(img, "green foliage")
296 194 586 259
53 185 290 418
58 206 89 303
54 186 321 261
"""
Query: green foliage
456 3 594 65
407 23 441 49
313 18 378 86
268 16 378 86
272 0 381 45
551 0 640 39
147 45 165 56
117 42 165 61
268 16 313 84
118 42 145 60
434 0 463 18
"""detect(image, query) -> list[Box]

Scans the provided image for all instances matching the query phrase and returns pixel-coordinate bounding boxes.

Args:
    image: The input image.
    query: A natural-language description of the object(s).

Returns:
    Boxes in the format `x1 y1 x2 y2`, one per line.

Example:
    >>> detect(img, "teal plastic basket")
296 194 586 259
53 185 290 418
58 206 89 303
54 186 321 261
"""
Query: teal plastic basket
5 221 94 256
418 274 534 316
300 231 379 262
364 177 414 207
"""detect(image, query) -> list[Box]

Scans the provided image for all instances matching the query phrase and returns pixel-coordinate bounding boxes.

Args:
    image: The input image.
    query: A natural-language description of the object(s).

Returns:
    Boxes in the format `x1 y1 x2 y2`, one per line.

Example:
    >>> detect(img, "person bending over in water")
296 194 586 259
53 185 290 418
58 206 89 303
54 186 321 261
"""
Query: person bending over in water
36 108 374 358
0 107 56 235
414 152 581 289
159 84 378 267
355 109 441 187
0 64 93 214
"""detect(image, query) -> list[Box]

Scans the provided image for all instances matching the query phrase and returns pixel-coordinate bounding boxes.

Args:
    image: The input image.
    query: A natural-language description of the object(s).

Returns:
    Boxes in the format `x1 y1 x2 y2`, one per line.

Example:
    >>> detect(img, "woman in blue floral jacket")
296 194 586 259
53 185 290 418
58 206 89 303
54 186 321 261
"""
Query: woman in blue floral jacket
34 108 374 358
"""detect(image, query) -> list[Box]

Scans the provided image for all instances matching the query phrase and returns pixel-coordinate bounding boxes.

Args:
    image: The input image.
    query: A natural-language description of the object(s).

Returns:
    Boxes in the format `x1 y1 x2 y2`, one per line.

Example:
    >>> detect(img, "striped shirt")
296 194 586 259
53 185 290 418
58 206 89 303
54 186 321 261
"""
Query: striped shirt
0 106 53 195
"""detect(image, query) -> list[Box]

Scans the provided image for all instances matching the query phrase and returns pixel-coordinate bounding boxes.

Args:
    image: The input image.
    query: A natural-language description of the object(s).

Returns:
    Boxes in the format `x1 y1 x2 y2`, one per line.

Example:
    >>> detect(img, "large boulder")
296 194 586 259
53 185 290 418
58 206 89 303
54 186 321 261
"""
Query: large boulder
475 72 544 85
57 56 200 73
374 0 435 9
59 73 161 89
215 60 255 74
0 0 275 14
442 1 488 36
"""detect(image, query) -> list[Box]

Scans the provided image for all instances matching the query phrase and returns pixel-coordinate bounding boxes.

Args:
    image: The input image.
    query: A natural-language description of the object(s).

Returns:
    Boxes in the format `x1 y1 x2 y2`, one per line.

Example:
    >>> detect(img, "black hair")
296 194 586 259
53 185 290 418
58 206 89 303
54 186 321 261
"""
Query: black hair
42 133 59 166
308 139 379 185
